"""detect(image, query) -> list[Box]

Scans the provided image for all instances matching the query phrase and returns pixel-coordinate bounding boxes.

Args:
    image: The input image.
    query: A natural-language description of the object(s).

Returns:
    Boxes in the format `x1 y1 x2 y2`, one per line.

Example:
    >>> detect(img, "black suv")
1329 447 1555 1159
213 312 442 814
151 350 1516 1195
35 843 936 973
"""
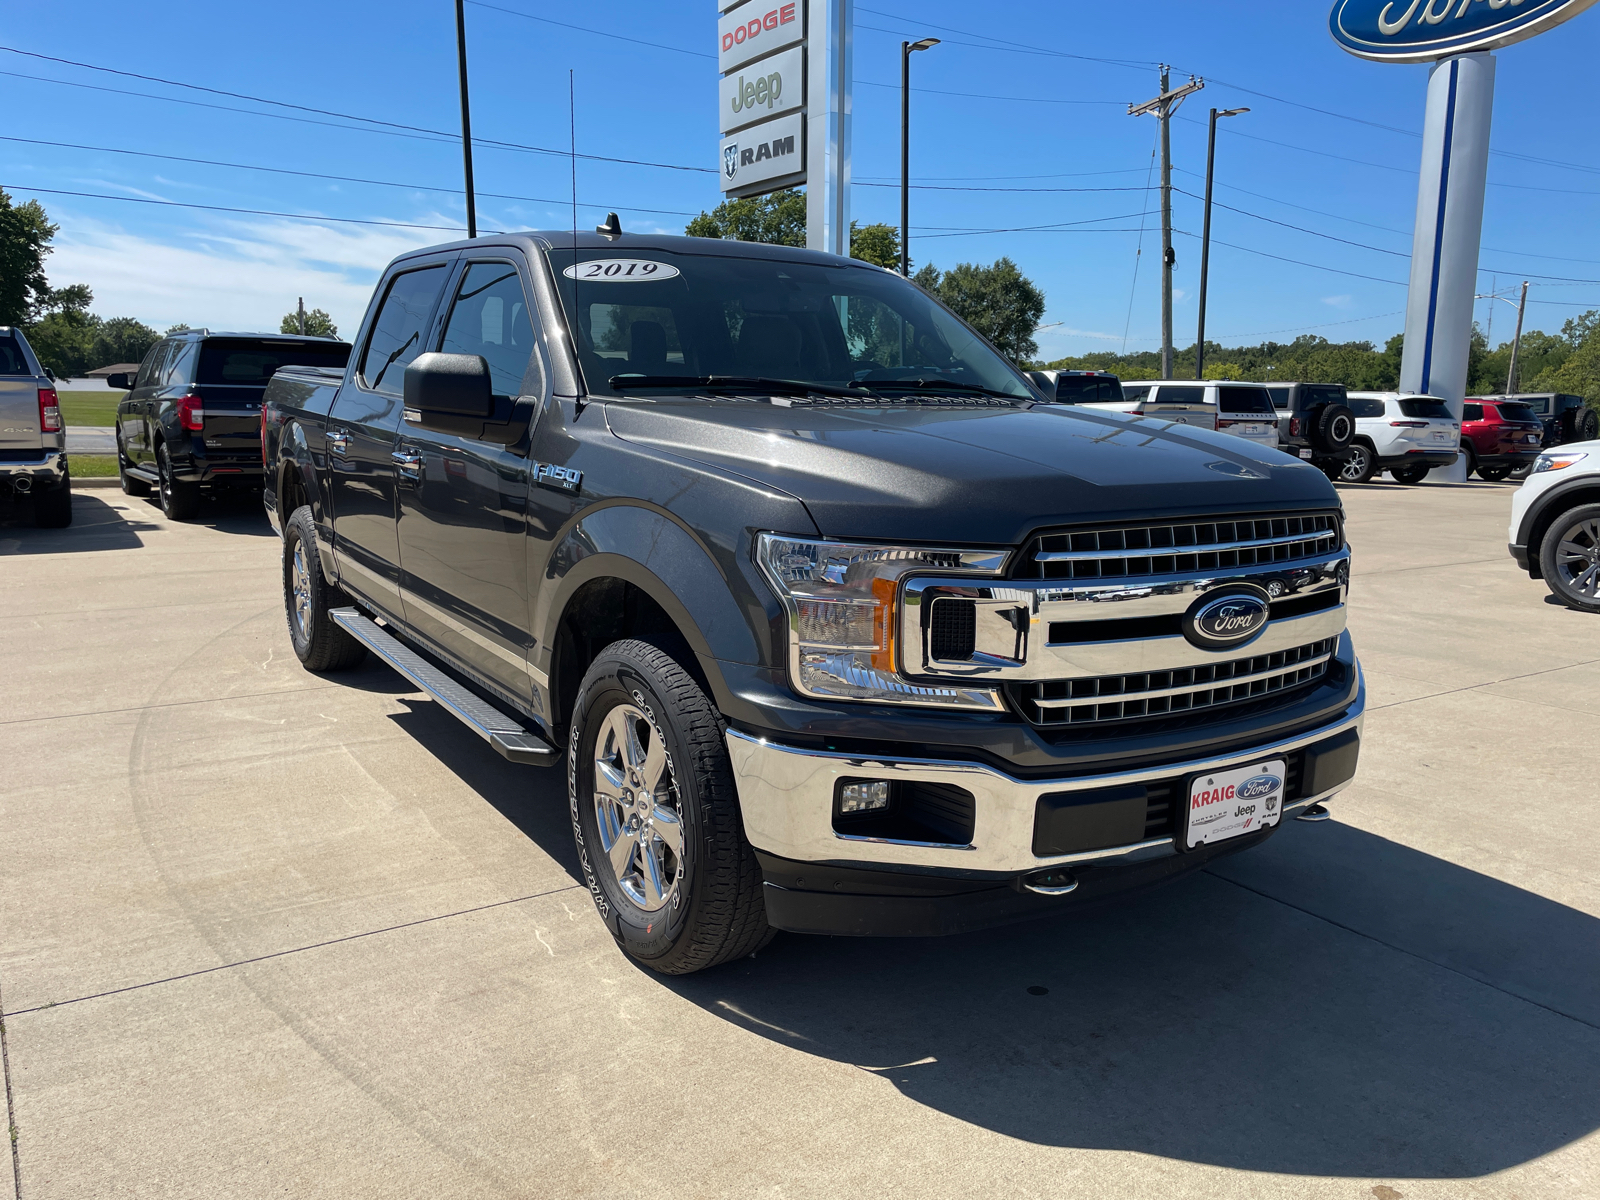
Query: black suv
1499 393 1600 448
1266 383 1356 476
111 329 351 518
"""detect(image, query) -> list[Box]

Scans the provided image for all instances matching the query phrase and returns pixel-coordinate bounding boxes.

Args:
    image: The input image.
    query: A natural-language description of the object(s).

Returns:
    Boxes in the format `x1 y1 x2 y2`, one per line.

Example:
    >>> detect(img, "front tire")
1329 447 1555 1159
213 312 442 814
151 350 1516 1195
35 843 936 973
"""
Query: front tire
1540 503 1600 614
1338 443 1376 484
569 639 771 975
283 505 367 671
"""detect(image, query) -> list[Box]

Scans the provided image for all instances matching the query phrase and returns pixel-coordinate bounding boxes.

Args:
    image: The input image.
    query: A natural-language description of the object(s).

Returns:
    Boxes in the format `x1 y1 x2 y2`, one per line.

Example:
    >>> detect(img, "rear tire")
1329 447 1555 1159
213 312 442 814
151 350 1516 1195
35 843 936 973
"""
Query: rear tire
1390 464 1431 484
1478 464 1513 482
1539 503 1600 614
569 639 772 975
31 473 72 528
1578 407 1600 443
118 436 151 497
1338 443 1376 484
283 504 368 671
156 443 200 520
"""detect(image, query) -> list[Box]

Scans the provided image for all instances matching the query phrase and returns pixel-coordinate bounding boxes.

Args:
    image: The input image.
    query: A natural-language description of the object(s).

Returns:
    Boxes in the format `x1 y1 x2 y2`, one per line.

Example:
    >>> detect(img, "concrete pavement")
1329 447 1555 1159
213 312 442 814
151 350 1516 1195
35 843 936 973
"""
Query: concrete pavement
1 479 1597 1199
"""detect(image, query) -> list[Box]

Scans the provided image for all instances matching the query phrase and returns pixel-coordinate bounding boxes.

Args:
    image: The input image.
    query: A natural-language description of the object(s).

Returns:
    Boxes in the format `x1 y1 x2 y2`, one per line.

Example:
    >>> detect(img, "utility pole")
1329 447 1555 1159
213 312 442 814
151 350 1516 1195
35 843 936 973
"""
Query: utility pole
297 297 305 335
1506 280 1529 394
1130 67 1203 379
455 0 478 239
1195 106 1248 382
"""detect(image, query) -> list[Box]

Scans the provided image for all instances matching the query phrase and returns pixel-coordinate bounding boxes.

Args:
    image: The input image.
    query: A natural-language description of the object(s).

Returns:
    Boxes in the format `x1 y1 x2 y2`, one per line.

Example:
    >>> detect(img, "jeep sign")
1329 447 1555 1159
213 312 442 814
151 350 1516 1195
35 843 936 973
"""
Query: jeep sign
719 44 803 134
719 110 804 195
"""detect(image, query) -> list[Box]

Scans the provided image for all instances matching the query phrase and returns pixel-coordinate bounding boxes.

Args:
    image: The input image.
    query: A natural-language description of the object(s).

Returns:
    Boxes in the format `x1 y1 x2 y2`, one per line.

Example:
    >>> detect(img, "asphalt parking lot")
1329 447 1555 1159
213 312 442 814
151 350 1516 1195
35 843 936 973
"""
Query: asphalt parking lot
2 478 1598 1200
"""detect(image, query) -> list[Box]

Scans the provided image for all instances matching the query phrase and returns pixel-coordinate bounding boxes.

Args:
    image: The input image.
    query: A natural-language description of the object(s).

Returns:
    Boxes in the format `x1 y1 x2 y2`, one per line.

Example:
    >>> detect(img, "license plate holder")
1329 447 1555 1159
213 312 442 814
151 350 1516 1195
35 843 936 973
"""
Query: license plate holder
1183 759 1287 850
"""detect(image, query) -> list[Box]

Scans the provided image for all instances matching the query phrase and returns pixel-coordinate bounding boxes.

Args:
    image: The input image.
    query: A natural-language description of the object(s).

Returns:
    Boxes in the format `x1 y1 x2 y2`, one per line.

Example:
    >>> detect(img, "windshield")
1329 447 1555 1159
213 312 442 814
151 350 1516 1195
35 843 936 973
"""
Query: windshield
199 339 351 386
550 245 1033 398
1400 398 1453 420
1497 402 1539 424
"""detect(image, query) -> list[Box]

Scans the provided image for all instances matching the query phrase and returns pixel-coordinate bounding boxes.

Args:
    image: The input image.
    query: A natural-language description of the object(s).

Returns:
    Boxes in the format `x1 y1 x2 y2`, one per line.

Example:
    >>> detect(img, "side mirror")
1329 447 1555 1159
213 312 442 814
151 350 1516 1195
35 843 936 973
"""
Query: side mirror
106 373 133 390
403 352 493 418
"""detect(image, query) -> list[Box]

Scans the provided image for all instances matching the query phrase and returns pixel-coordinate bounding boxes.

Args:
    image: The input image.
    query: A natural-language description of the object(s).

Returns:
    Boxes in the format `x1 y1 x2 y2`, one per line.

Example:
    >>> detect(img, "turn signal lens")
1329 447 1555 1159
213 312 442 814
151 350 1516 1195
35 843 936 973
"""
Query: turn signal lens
1532 452 1587 474
37 387 61 433
756 534 1007 709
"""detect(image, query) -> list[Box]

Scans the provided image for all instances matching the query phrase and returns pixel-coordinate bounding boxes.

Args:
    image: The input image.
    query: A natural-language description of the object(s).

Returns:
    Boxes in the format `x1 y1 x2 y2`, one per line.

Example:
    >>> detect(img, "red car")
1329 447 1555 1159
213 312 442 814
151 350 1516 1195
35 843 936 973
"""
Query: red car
1461 398 1545 481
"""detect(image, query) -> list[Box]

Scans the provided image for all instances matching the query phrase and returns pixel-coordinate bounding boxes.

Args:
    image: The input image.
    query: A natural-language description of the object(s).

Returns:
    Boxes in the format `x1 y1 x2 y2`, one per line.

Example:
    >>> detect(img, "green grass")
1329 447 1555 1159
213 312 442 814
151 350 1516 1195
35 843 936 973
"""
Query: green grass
56 390 122 428
70 454 120 478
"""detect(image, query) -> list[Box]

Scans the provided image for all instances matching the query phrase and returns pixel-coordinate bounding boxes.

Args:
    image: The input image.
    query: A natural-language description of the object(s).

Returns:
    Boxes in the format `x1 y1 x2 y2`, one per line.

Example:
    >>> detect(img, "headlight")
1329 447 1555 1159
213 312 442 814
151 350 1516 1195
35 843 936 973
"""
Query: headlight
756 534 1008 709
1532 452 1588 474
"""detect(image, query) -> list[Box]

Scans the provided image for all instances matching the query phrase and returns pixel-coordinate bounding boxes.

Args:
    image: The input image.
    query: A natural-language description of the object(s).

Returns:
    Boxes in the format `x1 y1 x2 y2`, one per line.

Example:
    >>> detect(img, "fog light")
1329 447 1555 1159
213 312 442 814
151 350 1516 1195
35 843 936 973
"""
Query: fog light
839 780 891 814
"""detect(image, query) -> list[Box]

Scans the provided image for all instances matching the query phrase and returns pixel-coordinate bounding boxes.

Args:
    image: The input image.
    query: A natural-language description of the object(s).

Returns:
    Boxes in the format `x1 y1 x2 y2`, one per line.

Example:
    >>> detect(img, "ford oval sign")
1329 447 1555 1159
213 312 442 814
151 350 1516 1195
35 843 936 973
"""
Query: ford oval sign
1330 0 1600 63
1183 587 1271 650
1237 773 1282 802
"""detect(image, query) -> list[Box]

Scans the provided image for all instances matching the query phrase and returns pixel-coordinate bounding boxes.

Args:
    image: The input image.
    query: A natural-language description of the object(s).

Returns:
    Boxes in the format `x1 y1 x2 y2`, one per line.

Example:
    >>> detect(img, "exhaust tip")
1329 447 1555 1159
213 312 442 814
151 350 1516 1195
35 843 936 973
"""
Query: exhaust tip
13 476 32 494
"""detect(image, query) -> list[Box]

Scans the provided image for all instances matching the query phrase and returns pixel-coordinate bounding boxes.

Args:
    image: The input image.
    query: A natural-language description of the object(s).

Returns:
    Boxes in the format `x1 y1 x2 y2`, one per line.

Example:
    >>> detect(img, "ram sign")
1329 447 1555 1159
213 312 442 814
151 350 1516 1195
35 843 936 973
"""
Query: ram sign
719 110 804 195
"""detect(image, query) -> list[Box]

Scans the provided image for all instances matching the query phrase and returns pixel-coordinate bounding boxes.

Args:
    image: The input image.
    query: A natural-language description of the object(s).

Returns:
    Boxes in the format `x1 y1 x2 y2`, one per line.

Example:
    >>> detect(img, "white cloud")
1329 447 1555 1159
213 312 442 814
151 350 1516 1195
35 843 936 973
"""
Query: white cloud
47 210 431 335
1322 294 1354 308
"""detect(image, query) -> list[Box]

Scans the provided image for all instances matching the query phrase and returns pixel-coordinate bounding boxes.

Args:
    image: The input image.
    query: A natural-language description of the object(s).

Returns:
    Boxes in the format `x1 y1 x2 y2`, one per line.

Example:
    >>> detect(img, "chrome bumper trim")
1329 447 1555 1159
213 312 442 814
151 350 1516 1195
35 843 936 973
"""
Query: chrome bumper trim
0 450 65 479
726 660 1363 875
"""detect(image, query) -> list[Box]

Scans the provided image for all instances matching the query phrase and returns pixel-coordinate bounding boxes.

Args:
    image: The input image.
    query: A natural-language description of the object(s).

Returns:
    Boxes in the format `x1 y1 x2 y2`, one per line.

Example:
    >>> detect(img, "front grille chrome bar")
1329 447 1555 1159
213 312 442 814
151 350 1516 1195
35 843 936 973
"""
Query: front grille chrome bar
1035 529 1338 564
1029 645 1334 707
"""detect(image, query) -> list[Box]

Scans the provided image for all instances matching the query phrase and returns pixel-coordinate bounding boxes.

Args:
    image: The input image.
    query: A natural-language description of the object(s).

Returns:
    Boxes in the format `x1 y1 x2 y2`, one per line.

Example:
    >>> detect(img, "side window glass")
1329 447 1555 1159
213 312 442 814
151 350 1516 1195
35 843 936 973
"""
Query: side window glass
440 262 539 397
1463 404 1483 422
137 341 171 388
360 265 448 394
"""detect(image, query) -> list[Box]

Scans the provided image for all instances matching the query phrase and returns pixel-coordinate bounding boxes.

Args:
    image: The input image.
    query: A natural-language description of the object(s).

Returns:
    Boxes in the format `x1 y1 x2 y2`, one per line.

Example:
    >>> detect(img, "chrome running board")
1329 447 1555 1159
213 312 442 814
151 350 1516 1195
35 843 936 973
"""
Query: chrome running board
330 607 558 766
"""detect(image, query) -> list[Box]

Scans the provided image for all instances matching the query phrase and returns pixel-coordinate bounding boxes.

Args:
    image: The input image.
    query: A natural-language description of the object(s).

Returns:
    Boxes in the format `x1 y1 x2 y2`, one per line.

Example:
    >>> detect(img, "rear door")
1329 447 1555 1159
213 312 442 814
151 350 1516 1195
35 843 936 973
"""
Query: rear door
0 332 40 452
1215 385 1278 448
195 338 351 470
1396 396 1458 452
1492 400 1546 452
328 259 454 618
1141 384 1214 428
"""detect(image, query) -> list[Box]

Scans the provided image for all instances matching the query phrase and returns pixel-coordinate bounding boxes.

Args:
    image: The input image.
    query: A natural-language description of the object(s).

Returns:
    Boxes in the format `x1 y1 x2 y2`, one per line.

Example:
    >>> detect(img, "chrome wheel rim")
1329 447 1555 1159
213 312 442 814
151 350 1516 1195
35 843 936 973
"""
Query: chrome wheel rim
1339 446 1369 482
1555 516 1600 599
290 541 312 637
592 702 682 912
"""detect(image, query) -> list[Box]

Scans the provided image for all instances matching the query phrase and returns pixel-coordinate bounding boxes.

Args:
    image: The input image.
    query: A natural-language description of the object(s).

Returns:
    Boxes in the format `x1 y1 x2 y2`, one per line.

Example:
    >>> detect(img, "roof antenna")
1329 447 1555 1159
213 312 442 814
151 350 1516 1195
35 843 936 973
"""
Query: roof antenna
569 70 578 268
596 212 622 239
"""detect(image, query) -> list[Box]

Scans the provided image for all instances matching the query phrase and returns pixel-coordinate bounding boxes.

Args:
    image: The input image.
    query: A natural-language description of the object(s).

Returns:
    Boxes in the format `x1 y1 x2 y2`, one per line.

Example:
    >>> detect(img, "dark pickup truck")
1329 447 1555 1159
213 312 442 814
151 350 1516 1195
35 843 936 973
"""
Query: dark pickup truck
262 229 1364 975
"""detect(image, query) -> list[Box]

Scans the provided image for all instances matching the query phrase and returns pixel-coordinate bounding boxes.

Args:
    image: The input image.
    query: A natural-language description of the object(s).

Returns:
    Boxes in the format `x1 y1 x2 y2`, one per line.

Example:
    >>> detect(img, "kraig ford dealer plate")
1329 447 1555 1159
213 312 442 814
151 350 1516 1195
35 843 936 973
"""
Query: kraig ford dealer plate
1185 759 1286 849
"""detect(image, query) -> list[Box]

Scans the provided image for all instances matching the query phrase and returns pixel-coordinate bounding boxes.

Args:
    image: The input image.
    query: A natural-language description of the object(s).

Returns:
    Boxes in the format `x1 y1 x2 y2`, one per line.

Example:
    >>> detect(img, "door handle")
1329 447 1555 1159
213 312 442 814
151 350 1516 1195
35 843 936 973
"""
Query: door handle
327 429 351 457
392 447 423 485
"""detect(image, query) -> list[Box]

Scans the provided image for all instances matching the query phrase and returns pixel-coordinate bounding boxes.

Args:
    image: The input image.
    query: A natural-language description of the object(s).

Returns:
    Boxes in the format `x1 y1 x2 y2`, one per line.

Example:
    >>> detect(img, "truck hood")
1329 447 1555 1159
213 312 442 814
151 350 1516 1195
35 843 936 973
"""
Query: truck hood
602 399 1340 545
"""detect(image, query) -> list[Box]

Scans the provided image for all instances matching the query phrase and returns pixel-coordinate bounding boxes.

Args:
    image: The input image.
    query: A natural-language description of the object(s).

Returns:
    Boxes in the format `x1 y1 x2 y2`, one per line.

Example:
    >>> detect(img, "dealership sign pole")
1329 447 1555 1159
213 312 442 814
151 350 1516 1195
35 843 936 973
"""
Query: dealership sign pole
717 0 851 255
1329 0 1598 481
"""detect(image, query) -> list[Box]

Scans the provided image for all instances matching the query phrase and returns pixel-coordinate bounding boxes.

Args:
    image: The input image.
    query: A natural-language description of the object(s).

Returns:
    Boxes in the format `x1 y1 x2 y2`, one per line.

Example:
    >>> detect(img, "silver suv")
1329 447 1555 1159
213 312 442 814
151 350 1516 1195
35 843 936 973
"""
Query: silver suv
0 326 71 528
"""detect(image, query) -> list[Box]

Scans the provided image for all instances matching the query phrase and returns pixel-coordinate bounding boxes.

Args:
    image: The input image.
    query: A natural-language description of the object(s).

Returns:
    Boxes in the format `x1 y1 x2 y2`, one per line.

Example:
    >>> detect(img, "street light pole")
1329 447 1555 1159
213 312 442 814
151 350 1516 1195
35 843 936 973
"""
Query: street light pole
455 0 478 239
1195 106 1248 381
900 37 939 276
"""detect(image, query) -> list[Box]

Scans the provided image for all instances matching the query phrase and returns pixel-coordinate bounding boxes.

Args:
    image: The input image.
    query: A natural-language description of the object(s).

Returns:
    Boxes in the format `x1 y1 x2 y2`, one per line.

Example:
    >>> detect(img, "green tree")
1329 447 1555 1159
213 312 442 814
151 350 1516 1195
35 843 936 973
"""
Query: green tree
685 188 806 246
848 221 900 270
0 187 57 325
915 257 1045 363
92 317 160 368
28 309 97 376
1562 309 1598 349
280 307 339 338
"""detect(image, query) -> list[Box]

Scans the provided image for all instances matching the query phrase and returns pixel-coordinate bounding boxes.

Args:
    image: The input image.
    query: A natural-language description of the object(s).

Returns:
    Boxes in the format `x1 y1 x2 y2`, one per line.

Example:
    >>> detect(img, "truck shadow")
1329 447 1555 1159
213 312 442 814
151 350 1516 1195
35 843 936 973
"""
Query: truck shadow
0 492 155 553
664 821 1600 1180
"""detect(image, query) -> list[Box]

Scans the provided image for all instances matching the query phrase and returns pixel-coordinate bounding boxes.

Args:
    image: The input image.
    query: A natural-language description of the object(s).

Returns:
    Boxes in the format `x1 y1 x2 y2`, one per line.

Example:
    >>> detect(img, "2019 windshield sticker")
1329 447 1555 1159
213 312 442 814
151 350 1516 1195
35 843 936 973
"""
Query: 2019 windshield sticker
563 260 681 282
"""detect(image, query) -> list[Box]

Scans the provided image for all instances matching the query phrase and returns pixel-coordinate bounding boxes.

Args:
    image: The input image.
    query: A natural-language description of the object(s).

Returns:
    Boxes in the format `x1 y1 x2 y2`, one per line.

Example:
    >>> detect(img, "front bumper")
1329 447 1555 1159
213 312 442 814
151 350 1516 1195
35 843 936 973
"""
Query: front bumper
0 450 68 491
1510 542 1530 572
728 664 1364 933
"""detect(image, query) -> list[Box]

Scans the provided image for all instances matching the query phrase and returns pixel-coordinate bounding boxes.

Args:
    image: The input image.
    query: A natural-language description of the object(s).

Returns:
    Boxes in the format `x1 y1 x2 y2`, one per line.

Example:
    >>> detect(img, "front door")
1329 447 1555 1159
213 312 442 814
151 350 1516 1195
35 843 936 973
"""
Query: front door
395 257 543 702
327 260 452 619
122 340 172 465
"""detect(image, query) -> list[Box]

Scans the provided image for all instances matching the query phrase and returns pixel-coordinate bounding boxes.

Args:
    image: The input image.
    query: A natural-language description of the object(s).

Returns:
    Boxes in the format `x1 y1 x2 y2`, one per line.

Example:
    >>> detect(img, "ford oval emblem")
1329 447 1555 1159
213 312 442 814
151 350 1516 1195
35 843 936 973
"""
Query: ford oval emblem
1329 0 1599 64
1183 587 1271 650
1237 774 1282 802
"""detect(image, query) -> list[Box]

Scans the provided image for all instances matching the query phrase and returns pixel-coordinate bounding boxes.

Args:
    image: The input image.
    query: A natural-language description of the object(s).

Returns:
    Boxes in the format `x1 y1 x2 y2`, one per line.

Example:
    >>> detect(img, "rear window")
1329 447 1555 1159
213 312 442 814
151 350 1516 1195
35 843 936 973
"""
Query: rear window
1497 402 1538 423
0 334 29 376
1349 397 1386 418
1055 375 1124 404
1149 385 1206 405
1217 385 1273 414
199 339 351 386
1301 384 1346 407
1122 384 1152 405
1400 398 1452 419
1522 396 1551 415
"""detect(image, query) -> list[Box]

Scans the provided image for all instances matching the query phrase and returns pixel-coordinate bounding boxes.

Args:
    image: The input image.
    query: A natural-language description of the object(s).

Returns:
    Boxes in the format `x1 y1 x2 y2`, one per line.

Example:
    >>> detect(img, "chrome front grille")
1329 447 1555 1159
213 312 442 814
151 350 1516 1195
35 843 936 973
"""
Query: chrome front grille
1023 513 1341 581
1011 638 1336 726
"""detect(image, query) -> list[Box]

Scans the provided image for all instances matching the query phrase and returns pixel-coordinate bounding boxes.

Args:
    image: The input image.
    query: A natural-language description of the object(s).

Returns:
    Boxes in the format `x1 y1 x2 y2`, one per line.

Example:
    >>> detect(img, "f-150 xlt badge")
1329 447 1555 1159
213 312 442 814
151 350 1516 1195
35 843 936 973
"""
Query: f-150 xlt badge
534 461 581 492
1182 586 1271 650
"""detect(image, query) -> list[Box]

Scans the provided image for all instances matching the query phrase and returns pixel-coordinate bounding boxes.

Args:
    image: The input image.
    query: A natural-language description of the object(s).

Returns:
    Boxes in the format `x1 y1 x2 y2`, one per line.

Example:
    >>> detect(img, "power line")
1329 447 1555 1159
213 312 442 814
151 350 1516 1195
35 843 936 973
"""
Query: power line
1173 186 1411 259
1174 229 1407 286
464 0 712 58
1212 310 1406 339
0 134 698 218
855 5 1152 71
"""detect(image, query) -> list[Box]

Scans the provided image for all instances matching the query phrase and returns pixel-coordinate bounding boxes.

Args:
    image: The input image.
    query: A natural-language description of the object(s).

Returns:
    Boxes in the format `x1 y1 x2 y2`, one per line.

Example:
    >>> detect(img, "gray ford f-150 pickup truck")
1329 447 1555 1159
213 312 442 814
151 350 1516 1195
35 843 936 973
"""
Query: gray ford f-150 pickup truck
262 228 1363 975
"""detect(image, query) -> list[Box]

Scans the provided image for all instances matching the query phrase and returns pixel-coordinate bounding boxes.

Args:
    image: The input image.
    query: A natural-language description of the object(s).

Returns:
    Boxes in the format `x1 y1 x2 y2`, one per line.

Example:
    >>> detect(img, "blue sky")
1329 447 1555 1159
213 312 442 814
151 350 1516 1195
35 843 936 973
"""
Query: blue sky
3 0 1597 358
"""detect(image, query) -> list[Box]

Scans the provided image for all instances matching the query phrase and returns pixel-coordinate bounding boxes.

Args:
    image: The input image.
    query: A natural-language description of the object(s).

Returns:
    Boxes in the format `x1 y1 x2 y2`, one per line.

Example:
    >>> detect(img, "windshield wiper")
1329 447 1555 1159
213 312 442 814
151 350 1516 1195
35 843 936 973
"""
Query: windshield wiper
608 374 868 399
862 377 1026 400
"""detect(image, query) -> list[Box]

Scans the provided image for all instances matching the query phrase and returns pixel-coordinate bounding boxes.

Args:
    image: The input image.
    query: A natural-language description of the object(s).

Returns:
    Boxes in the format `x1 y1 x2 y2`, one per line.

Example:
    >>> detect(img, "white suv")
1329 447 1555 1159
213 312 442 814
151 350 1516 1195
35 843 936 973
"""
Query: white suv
1509 442 1600 612
1342 392 1460 484
1119 381 1281 451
